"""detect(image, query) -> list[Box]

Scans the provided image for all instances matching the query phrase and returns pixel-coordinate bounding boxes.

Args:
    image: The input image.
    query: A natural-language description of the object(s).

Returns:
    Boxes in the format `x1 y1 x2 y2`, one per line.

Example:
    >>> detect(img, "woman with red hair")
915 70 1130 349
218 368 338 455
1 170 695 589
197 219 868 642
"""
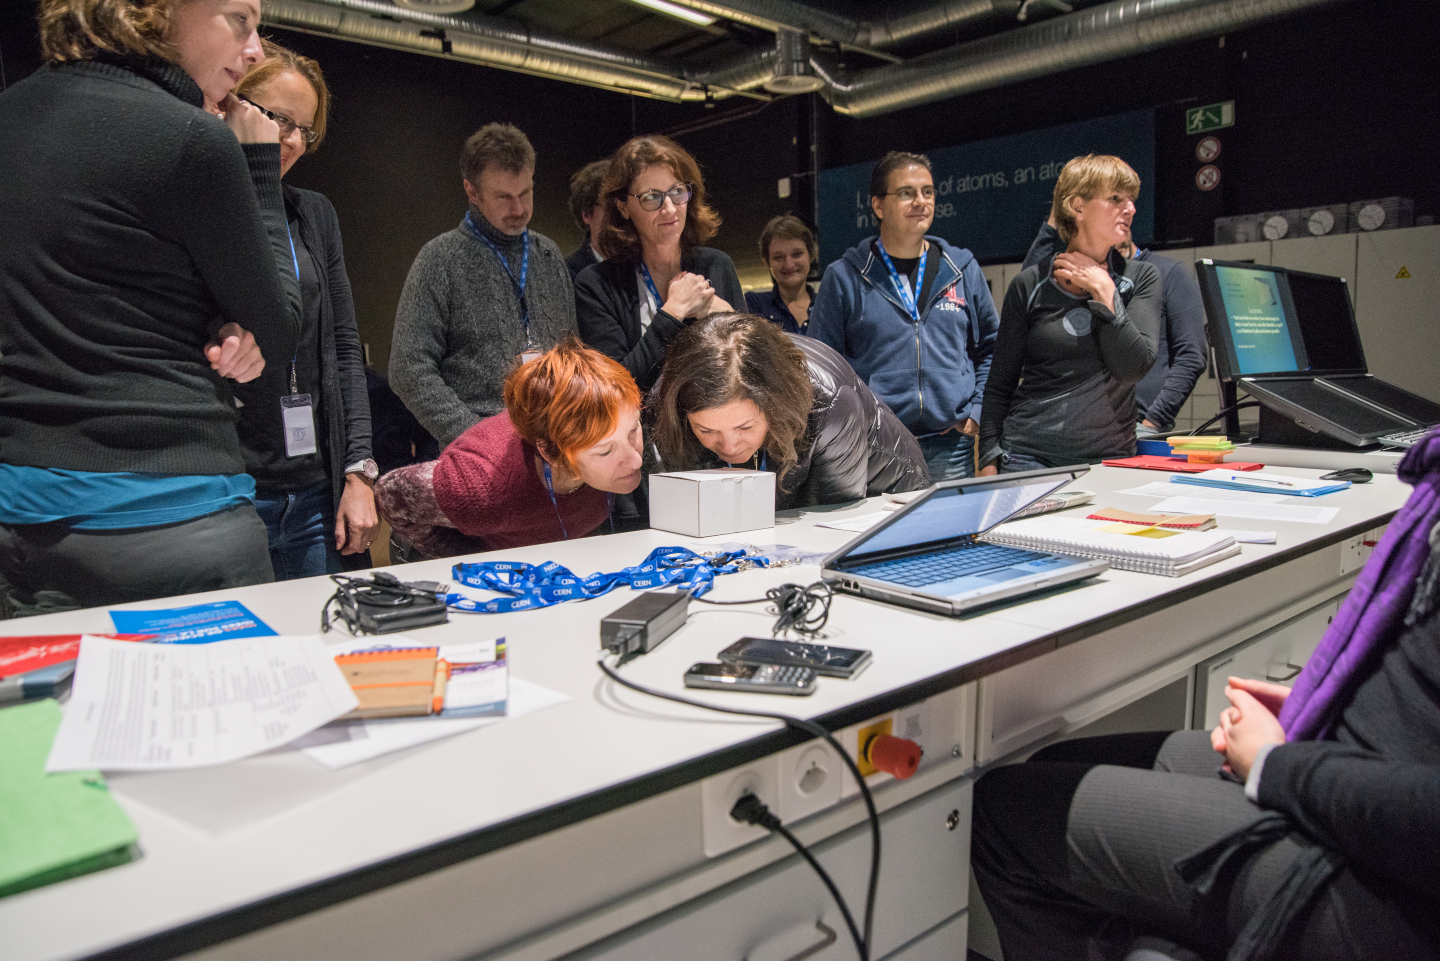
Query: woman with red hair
376 341 642 559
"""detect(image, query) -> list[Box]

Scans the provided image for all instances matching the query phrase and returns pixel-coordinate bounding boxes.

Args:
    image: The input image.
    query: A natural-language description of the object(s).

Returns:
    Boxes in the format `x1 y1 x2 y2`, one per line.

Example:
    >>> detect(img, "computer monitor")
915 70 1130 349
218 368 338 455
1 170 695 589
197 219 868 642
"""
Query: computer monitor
1285 269 1368 374
1195 261 1309 380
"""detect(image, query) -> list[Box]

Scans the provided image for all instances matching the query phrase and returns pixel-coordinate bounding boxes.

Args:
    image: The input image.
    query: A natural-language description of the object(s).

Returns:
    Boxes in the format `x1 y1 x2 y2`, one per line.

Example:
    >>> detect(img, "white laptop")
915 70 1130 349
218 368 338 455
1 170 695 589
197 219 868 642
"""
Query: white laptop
822 466 1109 616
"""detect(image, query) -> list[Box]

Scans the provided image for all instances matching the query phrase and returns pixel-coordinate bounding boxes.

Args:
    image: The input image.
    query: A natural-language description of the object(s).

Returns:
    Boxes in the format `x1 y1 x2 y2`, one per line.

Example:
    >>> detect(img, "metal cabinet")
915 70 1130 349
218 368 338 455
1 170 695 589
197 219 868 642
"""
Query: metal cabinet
1354 224 1440 403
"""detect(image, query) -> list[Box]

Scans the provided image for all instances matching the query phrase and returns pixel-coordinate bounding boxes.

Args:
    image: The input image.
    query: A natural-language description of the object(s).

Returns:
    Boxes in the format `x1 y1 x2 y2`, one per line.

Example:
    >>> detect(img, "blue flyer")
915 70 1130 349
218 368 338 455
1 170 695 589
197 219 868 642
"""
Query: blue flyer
109 601 277 644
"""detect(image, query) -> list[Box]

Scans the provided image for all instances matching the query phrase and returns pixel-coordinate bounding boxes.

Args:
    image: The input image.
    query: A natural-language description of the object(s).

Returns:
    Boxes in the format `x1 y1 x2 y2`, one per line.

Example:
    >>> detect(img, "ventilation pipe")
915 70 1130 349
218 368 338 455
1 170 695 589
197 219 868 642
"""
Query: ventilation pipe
764 29 824 94
816 0 1351 117
654 0 1021 49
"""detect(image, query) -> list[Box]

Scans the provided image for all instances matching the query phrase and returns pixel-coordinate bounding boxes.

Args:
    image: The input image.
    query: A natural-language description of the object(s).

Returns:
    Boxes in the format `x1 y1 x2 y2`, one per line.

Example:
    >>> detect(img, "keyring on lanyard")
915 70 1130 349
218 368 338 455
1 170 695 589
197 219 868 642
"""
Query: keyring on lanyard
875 239 926 323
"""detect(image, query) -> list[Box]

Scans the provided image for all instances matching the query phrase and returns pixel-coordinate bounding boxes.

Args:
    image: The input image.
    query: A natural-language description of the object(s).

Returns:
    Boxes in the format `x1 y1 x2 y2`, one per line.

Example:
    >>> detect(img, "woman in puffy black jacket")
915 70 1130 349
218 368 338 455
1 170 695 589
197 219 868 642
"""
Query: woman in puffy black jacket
650 313 930 510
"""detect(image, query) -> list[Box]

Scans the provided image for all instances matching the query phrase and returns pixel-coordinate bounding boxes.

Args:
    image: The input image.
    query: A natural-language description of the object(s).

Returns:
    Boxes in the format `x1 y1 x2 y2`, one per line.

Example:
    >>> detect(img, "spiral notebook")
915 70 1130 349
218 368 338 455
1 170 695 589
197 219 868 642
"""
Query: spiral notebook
980 515 1240 576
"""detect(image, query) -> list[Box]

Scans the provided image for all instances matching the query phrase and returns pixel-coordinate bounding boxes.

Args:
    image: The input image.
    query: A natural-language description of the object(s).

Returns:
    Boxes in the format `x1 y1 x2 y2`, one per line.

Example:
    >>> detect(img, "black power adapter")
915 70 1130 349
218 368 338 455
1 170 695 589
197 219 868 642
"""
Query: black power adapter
600 590 690 659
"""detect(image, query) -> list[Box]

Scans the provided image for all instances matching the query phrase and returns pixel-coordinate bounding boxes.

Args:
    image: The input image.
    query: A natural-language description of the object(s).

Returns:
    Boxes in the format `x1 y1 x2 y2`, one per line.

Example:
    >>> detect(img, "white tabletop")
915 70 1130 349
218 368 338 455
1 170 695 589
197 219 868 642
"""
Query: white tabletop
0 465 1409 961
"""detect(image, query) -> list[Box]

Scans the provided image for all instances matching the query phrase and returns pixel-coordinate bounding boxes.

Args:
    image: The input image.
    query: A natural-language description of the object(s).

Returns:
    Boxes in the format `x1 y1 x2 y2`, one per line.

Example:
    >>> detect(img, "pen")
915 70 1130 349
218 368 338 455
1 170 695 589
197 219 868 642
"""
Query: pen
1232 475 1295 487
431 659 449 714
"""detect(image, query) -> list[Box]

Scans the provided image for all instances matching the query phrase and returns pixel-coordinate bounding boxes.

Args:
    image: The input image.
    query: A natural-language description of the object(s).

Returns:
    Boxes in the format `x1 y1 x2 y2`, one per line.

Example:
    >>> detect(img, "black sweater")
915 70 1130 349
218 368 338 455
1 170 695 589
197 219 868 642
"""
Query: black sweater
1258 612 1440 918
574 247 744 390
0 57 300 476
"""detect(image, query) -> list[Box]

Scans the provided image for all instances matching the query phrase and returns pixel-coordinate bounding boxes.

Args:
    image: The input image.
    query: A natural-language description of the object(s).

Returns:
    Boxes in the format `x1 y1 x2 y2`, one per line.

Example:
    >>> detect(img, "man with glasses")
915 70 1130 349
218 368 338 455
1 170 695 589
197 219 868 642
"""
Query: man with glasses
811 151 1000 481
390 124 576 447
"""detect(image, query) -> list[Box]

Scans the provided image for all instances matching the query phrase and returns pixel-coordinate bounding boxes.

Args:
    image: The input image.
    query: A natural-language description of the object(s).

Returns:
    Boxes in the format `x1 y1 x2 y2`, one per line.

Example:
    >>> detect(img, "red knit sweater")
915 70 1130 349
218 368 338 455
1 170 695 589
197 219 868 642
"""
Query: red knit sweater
432 412 610 550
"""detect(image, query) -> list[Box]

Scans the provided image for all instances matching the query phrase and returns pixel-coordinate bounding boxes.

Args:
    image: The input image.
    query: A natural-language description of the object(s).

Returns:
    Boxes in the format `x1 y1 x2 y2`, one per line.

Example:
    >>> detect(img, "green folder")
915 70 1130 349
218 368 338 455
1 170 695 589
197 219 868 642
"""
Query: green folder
0 699 139 899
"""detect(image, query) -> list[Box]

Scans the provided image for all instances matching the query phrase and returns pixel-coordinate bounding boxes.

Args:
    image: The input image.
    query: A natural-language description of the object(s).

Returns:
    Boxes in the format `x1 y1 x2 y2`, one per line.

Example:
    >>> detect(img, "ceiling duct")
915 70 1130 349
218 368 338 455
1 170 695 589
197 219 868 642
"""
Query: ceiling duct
764 29 824 93
815 0 1351 117
659 0 1020 49
261 0 774 101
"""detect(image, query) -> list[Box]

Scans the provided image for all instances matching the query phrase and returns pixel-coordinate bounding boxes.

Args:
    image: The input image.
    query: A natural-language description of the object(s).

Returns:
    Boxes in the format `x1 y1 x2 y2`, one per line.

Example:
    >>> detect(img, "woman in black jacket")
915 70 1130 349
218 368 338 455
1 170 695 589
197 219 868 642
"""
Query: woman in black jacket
574 135 744 391
650 314 930 511
0 0 300 613
232 41 377 579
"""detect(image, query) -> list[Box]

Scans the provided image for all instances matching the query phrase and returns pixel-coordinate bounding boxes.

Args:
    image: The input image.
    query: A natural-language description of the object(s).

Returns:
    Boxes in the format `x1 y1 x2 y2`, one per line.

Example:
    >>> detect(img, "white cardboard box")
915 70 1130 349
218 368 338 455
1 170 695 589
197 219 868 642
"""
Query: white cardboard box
648 469 776 537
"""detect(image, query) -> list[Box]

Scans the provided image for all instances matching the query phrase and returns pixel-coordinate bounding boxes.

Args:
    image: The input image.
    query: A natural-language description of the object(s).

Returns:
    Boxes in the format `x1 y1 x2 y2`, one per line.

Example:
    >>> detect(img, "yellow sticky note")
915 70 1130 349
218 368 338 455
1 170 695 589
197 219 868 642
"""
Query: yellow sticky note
1097 522 1178 538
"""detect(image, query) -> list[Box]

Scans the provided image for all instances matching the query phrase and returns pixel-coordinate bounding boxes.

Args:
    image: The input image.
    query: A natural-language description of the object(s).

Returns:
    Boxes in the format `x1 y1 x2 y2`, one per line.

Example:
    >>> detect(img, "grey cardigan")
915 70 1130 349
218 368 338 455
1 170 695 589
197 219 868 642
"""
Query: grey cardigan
389 219 576 447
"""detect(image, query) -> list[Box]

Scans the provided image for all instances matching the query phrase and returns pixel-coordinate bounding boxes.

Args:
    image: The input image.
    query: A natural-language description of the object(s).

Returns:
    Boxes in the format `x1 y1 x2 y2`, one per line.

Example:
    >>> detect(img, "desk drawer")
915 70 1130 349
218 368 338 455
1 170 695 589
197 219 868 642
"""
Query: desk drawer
565 778 972 961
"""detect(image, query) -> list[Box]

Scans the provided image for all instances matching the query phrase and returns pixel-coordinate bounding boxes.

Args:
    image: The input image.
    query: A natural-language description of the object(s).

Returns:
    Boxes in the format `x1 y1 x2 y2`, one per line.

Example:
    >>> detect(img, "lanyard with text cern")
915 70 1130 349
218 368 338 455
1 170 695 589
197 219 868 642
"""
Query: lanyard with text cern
463 211 530 334
445 546 762 613
638 262 664 312
875 239 926 322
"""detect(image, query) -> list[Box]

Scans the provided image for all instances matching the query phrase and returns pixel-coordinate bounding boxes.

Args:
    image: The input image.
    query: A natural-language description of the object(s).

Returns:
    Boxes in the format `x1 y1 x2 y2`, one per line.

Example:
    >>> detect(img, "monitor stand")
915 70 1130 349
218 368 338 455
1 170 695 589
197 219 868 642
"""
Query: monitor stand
1256 405 1380 451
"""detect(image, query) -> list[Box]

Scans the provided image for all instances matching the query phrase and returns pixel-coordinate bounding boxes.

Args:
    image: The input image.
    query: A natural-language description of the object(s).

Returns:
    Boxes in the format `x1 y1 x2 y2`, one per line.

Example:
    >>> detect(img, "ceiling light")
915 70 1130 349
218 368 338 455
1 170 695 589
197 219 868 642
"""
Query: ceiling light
764 28 823 95
627 0 717 26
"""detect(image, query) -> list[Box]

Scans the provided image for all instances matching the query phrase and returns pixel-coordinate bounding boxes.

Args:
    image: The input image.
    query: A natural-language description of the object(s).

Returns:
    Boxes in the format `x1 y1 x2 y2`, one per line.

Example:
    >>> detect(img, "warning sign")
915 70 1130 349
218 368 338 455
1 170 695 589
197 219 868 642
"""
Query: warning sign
1195 164 1221 191
1196 136 1221 163
1396 266 1411 279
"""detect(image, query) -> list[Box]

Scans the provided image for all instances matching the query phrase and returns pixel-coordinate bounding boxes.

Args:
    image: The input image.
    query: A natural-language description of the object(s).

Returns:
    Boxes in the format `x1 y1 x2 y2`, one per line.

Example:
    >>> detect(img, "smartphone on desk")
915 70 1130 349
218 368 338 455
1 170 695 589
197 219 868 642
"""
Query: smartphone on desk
683 662 817 696
719 637 872 679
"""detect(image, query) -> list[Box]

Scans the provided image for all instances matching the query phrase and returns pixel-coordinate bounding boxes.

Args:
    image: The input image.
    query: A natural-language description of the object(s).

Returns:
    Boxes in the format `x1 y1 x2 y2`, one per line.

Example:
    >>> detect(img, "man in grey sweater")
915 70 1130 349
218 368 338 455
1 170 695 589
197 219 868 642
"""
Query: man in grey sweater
390 124 577 447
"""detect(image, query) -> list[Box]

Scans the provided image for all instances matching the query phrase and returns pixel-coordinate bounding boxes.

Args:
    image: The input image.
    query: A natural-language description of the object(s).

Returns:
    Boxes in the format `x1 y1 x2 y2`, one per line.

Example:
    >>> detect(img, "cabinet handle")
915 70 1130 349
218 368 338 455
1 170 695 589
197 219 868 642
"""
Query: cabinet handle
750 920 837 961
1266 663 1303 682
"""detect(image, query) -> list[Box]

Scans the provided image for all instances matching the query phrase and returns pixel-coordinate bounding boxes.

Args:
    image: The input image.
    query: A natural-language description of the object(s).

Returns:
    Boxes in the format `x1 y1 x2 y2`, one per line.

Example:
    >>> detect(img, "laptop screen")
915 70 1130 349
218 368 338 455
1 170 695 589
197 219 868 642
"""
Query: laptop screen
1207 263 1307 375
1286 271 1367 374
839 473 1068 563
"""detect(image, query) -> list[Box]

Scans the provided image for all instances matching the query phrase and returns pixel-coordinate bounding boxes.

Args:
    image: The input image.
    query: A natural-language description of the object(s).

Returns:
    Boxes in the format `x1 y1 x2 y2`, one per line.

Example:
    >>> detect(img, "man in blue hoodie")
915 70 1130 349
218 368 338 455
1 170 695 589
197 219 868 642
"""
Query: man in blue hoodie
811 152 1000 480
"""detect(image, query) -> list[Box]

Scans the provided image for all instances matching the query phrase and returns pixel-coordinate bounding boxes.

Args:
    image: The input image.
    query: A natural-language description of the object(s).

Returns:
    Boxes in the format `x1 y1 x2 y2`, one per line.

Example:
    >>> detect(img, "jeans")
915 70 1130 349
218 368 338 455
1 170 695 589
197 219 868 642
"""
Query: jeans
254 480 343 581
0 504 274 616
915 430 975 482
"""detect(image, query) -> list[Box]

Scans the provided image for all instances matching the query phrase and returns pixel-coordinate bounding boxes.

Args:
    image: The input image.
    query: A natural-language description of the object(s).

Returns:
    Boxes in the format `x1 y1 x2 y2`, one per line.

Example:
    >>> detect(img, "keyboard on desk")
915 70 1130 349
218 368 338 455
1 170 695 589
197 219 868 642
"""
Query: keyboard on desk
849 542 1048 588
1377 426 1435 448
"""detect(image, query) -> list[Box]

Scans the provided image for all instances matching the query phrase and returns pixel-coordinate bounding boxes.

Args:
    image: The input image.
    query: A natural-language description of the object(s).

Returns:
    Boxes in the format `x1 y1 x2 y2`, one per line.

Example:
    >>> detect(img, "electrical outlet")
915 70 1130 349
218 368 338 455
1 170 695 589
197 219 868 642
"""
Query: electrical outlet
777 739 842 823
700 756 780 857
1339 534 1367 575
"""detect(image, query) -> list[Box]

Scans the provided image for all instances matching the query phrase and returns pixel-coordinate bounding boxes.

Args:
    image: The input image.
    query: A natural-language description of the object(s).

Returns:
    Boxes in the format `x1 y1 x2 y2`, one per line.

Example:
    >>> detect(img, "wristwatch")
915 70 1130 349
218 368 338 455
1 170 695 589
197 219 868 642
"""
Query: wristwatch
345 458 379 482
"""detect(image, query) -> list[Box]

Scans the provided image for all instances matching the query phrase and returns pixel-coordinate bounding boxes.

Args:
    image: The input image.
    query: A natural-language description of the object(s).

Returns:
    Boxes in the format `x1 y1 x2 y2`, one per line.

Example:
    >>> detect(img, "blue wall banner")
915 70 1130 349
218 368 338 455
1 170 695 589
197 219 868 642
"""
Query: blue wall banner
817 109 1155 267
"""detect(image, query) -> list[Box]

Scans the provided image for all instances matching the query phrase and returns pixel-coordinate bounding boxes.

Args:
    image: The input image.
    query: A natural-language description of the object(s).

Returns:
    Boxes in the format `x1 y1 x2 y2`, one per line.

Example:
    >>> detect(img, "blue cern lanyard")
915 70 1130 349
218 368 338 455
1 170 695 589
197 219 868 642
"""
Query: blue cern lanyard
875 239 926 322
541 461 613 539
638 262 663 311
463 212 530 334
445 546 766 613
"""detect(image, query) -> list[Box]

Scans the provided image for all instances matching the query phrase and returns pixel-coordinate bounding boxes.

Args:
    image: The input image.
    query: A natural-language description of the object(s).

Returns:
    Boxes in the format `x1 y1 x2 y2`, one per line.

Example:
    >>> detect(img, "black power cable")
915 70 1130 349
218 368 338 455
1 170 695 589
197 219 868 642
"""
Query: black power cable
690 579 834 636
1189 400 1260 437
598 652 880 961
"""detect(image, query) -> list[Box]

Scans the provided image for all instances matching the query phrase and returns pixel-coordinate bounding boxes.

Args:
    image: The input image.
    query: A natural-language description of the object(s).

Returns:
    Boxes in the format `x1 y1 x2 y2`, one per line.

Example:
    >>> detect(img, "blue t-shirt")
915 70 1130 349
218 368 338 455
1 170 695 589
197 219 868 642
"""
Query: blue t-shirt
0 466 255 530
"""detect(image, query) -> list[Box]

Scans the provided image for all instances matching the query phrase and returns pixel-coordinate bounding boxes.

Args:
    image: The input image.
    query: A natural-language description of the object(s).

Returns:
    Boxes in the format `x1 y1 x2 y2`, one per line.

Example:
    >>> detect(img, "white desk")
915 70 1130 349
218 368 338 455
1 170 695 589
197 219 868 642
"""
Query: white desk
0 466 1408 961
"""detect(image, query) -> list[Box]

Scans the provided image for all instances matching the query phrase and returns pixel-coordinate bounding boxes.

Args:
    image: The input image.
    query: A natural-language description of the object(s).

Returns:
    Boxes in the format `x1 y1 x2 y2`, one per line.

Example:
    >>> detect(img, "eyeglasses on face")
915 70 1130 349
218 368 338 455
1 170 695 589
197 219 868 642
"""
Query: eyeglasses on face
237 96 320 145
629 183 693 211
881 186 936 203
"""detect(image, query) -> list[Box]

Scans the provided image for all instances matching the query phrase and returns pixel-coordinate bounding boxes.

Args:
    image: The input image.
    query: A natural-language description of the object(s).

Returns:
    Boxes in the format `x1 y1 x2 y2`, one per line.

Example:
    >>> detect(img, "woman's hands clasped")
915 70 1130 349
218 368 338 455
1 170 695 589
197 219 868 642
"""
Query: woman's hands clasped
1210 676 1290 781
1053 251 1117 308
661 272 726 320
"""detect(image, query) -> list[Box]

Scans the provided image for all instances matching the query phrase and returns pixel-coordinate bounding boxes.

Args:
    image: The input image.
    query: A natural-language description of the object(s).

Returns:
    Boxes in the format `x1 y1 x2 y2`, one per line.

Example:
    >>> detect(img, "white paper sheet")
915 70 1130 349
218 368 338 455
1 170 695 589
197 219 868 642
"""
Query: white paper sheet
1225 530 1279 544
1153 497 1339 525
295 678 570 769
1116 481 1284 504
46 635 358 773
815 510 893 532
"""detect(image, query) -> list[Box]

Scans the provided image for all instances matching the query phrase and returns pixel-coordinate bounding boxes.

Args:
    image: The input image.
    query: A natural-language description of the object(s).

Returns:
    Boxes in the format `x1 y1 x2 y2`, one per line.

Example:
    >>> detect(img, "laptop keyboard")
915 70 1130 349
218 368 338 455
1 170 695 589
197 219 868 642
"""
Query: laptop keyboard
1378 427 1434 448
850 542 1048 588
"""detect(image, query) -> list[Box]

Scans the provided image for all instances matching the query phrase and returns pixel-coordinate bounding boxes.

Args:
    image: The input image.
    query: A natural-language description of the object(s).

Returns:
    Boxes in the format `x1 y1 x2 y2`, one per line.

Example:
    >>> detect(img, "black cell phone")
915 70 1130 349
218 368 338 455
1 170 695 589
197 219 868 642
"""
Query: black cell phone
718 637 873 679
683 661 817 695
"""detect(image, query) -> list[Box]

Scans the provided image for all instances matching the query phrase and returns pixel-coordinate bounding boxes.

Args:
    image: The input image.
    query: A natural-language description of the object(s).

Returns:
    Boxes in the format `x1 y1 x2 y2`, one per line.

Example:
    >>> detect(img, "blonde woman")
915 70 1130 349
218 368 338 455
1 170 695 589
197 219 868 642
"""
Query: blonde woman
978 154 1161 474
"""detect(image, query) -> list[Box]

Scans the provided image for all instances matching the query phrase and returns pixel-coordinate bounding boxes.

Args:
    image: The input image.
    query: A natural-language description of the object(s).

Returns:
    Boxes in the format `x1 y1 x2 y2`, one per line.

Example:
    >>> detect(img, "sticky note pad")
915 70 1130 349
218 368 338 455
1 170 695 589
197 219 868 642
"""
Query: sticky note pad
1097 522 1178 538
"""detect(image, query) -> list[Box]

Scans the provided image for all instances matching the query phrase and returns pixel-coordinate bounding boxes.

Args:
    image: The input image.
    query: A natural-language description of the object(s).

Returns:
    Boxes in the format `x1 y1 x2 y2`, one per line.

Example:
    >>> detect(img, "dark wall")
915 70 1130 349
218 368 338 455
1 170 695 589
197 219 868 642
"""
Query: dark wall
3 0 1436 361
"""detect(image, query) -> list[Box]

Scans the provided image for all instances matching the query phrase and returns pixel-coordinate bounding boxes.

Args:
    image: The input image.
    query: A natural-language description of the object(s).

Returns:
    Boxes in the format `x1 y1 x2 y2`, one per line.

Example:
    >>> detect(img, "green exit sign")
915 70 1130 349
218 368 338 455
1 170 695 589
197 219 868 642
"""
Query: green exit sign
1186 101 1235 134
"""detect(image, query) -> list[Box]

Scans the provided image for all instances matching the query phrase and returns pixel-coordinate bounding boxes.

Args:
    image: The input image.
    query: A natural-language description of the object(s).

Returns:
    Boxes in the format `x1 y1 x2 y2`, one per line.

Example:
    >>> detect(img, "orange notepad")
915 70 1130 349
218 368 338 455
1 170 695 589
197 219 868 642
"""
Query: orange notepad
1087 508 1218 531
335 647 439 719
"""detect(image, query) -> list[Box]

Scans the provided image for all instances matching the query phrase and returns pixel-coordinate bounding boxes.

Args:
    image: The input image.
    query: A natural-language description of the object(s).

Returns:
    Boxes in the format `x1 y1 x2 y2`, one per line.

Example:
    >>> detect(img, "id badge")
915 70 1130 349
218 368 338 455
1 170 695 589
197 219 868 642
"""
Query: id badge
518 335 542 366
280 393 318 457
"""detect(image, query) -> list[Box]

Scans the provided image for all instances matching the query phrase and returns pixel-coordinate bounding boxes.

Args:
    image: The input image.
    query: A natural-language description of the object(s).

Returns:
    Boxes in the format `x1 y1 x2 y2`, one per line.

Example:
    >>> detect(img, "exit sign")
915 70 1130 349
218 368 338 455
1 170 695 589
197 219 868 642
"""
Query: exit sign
1186 101 1234 135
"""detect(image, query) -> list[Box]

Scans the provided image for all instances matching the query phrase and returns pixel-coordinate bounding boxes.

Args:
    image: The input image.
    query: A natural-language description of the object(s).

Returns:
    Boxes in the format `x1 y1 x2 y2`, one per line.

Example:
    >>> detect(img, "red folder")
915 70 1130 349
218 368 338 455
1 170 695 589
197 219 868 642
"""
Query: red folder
0 635 152 678
1101 455 1264 474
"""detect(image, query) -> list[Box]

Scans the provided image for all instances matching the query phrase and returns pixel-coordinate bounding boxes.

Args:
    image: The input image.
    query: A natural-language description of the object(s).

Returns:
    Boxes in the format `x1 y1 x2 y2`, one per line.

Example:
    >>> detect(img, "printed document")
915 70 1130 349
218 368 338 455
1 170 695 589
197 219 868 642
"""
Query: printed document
1152 497 1339 525
46 635 358 772
1117 481 1284 504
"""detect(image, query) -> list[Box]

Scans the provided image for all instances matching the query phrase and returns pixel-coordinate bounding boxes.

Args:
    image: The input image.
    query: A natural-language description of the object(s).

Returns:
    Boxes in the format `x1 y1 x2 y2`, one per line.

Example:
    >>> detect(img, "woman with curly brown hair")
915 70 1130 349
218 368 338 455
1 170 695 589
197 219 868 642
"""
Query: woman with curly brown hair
650 314 929 511
0 0 300 612
574 135 744 391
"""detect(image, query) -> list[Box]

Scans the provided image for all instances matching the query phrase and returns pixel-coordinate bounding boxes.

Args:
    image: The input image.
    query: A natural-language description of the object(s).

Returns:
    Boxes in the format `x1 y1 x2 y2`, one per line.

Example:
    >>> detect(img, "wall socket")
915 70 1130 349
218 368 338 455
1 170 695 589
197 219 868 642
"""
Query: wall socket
777 740 842 823
700 757 779 857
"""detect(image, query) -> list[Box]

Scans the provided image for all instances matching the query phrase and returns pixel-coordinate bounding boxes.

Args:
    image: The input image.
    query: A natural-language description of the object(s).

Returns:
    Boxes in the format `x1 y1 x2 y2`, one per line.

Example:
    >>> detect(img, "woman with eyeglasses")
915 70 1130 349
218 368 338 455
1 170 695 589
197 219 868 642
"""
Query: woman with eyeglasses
0 0 301 613
230 41 378 580
574 135 744 391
